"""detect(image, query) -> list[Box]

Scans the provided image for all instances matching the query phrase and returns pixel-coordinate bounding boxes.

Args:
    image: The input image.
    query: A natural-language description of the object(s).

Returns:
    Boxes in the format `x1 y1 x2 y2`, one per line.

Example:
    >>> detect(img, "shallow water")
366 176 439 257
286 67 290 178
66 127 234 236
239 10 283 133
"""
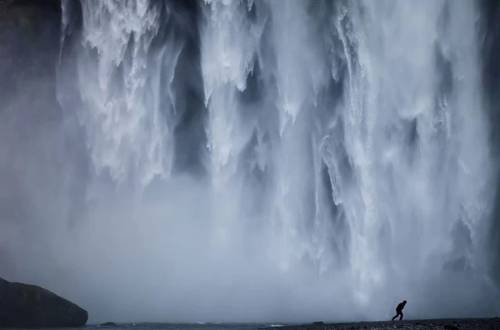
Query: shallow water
0 324 274 330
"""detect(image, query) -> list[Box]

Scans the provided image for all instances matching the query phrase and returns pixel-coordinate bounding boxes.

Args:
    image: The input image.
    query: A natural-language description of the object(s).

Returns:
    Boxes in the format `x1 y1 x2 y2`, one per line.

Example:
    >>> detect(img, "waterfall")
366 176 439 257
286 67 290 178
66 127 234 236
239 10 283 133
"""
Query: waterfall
60 0 183 185
53 0 498 322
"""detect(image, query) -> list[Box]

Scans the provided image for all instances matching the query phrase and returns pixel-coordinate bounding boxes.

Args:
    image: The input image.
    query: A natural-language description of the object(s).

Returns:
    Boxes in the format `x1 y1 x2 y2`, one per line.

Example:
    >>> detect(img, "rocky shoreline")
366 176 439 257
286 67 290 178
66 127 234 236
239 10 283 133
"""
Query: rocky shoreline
278 318 500 330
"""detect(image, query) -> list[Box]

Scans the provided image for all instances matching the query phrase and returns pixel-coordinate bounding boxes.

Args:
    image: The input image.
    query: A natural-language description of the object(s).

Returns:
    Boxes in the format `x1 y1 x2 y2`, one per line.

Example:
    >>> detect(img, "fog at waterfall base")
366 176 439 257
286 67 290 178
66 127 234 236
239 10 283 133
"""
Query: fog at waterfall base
1 0 500 323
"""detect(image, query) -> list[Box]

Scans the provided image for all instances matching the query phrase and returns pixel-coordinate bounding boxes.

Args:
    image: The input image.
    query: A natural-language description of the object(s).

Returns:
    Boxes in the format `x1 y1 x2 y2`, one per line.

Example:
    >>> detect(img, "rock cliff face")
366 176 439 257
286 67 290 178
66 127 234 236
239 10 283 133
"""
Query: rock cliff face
0 0 60 110
0 277 88 327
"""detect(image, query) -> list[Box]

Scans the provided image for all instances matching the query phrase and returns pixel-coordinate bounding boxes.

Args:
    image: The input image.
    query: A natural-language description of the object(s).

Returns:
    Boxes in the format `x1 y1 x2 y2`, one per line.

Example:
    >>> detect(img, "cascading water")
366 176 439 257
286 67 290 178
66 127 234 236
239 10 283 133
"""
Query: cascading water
51 0 500 322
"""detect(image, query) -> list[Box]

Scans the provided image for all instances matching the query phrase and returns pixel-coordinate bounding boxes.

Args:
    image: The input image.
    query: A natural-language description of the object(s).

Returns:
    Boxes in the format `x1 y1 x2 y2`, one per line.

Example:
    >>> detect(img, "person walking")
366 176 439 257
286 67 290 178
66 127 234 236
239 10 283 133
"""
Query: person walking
391 300 407 321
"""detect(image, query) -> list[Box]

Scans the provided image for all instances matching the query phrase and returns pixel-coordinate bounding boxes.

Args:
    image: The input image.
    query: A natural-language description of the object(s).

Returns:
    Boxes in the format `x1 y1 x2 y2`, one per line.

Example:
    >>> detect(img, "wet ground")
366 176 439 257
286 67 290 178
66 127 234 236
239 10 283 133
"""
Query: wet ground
279 318 500 330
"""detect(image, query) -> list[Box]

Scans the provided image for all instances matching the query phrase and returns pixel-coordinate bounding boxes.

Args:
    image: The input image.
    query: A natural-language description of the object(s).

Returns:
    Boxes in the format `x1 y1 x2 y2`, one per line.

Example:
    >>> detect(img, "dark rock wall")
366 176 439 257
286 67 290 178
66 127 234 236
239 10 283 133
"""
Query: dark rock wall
0 277 88 327
0 0 60 117
0 0 77 281
0 0 63 222
480 0 500 287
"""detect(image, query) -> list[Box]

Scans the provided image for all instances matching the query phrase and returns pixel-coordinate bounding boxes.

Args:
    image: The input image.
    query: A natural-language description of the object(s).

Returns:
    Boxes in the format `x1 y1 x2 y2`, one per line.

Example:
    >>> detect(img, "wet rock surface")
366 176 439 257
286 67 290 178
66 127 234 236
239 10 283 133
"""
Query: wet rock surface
0 277 88 327
279 318 500 330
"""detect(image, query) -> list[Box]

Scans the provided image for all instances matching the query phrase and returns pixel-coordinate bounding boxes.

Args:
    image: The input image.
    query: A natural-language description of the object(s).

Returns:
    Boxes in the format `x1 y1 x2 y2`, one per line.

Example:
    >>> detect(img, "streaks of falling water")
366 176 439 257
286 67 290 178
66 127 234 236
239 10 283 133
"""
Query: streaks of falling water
56 0 497 320
62 0 183 185
337 0 495 306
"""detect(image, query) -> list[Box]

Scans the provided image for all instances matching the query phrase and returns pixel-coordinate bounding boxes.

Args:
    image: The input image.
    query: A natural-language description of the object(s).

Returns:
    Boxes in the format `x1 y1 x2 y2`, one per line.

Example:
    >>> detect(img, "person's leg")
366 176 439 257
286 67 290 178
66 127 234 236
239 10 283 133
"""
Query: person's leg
392 314 397 321
399 312 403 320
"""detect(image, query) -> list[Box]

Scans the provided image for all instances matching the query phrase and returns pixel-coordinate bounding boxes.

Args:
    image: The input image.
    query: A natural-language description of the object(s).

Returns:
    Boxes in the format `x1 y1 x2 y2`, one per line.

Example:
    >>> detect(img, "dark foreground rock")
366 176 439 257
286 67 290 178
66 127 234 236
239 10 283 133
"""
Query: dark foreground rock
278 318 500 330
0 277 88 327
100 322 118 327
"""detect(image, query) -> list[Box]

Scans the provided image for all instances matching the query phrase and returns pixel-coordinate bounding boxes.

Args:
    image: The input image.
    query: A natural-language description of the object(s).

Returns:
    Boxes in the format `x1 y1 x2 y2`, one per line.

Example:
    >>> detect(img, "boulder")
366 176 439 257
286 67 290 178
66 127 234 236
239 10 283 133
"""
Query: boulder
0 277 88 327
100 322 118 327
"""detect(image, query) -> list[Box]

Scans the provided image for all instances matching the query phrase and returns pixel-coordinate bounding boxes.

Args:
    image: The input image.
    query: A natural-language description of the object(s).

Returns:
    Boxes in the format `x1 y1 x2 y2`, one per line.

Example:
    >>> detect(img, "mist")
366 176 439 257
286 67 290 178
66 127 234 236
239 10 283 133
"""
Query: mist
1 0 500 324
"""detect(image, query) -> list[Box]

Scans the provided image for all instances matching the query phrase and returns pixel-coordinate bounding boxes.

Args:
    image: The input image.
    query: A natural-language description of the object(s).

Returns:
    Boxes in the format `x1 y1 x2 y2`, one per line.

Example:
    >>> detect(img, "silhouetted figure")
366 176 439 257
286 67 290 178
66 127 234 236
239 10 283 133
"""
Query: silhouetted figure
391 300 407 321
